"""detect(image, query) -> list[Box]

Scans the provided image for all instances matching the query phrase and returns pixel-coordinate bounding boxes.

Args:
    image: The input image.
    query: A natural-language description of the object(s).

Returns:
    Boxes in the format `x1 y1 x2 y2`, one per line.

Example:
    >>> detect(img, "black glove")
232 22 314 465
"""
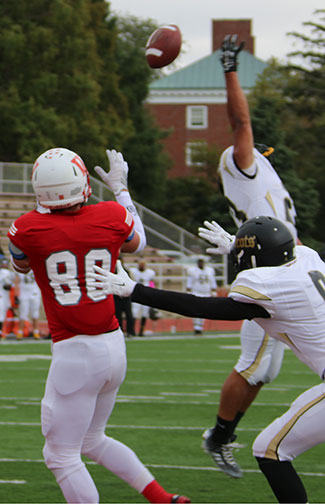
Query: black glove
220 34 245 73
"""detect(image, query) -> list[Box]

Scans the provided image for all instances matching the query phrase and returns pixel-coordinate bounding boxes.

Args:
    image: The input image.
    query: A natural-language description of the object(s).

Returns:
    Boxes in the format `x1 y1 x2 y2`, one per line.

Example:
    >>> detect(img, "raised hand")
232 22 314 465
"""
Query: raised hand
95 149 128 196
220 34 245 73
198 220 235 255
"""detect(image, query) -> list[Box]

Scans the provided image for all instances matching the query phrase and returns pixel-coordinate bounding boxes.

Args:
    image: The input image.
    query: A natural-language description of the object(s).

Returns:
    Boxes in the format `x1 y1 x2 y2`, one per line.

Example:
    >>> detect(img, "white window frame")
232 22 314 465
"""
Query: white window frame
186 105 208 129
185 141 207 167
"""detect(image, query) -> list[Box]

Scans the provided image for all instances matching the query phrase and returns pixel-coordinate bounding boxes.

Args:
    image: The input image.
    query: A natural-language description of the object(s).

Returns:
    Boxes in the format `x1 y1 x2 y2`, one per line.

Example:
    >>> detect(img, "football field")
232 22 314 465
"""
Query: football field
0 333 324 504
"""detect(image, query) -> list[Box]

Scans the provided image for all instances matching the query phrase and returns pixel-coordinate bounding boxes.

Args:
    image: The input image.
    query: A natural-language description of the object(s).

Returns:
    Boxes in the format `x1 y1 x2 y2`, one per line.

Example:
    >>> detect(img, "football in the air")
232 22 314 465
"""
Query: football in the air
145 24 182 68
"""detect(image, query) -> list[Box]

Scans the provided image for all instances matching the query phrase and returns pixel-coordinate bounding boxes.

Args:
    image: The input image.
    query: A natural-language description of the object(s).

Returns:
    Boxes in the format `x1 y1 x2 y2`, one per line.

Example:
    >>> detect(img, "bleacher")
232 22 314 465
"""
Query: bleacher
122 247 188 291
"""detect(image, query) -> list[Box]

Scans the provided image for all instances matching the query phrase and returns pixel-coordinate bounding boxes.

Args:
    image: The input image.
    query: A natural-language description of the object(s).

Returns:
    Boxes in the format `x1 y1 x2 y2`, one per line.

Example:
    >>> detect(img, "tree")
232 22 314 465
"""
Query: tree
0 0 131 168
283 9 325 242
159 176 234 236
0 2 172 208
248 61 321 248
112 14 171 208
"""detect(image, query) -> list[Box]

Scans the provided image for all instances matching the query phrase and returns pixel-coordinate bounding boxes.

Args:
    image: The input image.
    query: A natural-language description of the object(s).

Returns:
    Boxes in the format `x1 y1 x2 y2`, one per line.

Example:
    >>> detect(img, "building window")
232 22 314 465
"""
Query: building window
185 141 207 166
186 106 208 129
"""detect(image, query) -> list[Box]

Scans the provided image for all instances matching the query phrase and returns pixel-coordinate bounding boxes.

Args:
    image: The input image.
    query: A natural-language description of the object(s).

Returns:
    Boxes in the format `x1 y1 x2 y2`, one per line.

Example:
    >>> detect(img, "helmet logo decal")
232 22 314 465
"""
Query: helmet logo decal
71 154 87 176
45 149 62 159
235 235 256 248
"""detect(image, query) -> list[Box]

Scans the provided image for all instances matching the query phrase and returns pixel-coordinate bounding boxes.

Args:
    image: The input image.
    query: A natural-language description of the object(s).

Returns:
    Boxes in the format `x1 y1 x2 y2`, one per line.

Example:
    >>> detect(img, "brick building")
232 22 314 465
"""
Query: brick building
146 19 267 178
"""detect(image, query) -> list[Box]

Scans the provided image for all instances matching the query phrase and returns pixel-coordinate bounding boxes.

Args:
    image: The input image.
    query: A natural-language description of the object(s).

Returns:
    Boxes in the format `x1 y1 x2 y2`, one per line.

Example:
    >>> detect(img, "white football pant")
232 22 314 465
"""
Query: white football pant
41 330 154 503
253 382 325 461
234 319 285 385
19 292 41 320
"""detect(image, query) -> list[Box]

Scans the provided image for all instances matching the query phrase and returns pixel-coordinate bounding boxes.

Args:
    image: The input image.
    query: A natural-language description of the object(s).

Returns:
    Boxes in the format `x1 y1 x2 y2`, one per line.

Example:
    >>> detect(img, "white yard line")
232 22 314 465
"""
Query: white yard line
0 479 26 484
0 355 51 362
0 458 323 478
0 421 282 432
0 396 293 406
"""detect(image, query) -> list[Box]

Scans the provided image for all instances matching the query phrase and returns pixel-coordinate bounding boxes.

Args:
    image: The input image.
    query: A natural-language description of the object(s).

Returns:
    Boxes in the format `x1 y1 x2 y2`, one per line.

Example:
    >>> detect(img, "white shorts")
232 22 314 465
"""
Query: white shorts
19 292 41 320
253 382 325 461
234 320 285 385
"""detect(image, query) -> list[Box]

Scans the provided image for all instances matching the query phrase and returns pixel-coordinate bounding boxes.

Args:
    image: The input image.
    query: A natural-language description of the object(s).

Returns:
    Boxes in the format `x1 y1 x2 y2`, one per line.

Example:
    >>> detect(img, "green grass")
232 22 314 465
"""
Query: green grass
0 334 323 503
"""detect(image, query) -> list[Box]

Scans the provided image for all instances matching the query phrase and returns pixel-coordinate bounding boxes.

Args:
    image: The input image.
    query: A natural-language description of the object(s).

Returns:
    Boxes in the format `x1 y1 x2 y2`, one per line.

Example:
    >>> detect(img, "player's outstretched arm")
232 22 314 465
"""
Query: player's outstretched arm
89 261 269 321
220 34 254 171
95 149 146 252
198 220 235 255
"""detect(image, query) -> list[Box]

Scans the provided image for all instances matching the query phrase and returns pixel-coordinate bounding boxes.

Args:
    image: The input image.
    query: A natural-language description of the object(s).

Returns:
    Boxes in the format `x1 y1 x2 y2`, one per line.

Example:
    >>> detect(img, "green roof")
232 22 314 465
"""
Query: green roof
149 50 268 90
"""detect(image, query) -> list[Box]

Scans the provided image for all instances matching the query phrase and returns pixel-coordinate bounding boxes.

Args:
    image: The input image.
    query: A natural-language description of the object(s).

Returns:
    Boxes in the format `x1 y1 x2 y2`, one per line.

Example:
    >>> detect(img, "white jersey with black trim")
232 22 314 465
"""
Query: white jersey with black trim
186 265 217 295
228 246 325 379
218 146 297 240
17 271 41 298
0 269 14 291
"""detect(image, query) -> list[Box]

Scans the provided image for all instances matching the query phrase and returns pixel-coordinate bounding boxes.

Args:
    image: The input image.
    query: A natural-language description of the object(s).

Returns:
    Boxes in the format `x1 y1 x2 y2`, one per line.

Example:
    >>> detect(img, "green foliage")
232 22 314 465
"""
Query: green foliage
160 176 235 235
247 13 325 247
284 10 325 243
0 1 129 168
112 15 171 207
248 79 321 247
0 1 171 207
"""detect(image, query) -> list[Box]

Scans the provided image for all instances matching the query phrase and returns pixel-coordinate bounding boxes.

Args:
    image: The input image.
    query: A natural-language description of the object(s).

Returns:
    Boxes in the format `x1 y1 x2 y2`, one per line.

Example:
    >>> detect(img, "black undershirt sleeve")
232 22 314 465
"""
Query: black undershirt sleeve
131 284 270 321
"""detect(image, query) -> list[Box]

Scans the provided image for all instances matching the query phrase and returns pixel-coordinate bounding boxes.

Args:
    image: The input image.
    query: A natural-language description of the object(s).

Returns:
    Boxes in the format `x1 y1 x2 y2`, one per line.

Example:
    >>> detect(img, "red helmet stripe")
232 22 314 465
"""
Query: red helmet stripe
71 154 88 176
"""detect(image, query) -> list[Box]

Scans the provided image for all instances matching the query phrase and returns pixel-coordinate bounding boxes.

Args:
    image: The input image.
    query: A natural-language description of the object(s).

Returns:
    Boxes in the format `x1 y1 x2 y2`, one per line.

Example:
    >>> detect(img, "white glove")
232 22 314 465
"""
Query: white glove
88 260 136 297
198 220 235 255
94 149 128 196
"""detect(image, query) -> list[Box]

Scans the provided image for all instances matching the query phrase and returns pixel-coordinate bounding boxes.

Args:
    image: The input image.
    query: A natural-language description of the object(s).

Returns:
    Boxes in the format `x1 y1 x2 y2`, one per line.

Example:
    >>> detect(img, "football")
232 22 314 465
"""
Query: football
145 24 182 68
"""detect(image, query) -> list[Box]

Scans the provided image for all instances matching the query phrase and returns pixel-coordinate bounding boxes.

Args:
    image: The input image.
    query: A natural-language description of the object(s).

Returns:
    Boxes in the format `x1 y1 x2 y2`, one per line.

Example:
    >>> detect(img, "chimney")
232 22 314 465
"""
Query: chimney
212 19 255 55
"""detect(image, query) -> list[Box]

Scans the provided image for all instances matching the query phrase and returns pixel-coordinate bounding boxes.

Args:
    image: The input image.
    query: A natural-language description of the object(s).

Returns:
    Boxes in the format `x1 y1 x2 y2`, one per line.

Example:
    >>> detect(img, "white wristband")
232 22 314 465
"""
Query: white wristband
115 191 146 252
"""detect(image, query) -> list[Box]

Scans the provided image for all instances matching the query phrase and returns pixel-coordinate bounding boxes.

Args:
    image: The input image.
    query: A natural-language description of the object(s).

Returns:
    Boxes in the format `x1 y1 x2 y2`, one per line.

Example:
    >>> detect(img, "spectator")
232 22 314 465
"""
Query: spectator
186 256 217 335
0 257 15 340
16 271 42 340
129 260 156 336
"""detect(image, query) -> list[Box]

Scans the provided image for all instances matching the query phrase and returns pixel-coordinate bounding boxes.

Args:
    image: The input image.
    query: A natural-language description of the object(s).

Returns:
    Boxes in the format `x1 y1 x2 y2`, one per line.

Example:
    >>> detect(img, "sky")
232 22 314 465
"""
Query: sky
109 0 323 69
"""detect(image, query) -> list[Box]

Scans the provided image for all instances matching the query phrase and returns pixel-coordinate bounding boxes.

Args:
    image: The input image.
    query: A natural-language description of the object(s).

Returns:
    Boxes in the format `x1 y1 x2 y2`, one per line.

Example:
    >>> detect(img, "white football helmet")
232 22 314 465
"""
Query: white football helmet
32 148 92 209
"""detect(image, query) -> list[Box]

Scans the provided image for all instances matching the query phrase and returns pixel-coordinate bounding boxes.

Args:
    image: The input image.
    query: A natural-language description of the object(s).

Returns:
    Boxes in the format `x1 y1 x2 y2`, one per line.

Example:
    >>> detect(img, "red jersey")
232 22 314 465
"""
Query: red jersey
8 201 134 342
